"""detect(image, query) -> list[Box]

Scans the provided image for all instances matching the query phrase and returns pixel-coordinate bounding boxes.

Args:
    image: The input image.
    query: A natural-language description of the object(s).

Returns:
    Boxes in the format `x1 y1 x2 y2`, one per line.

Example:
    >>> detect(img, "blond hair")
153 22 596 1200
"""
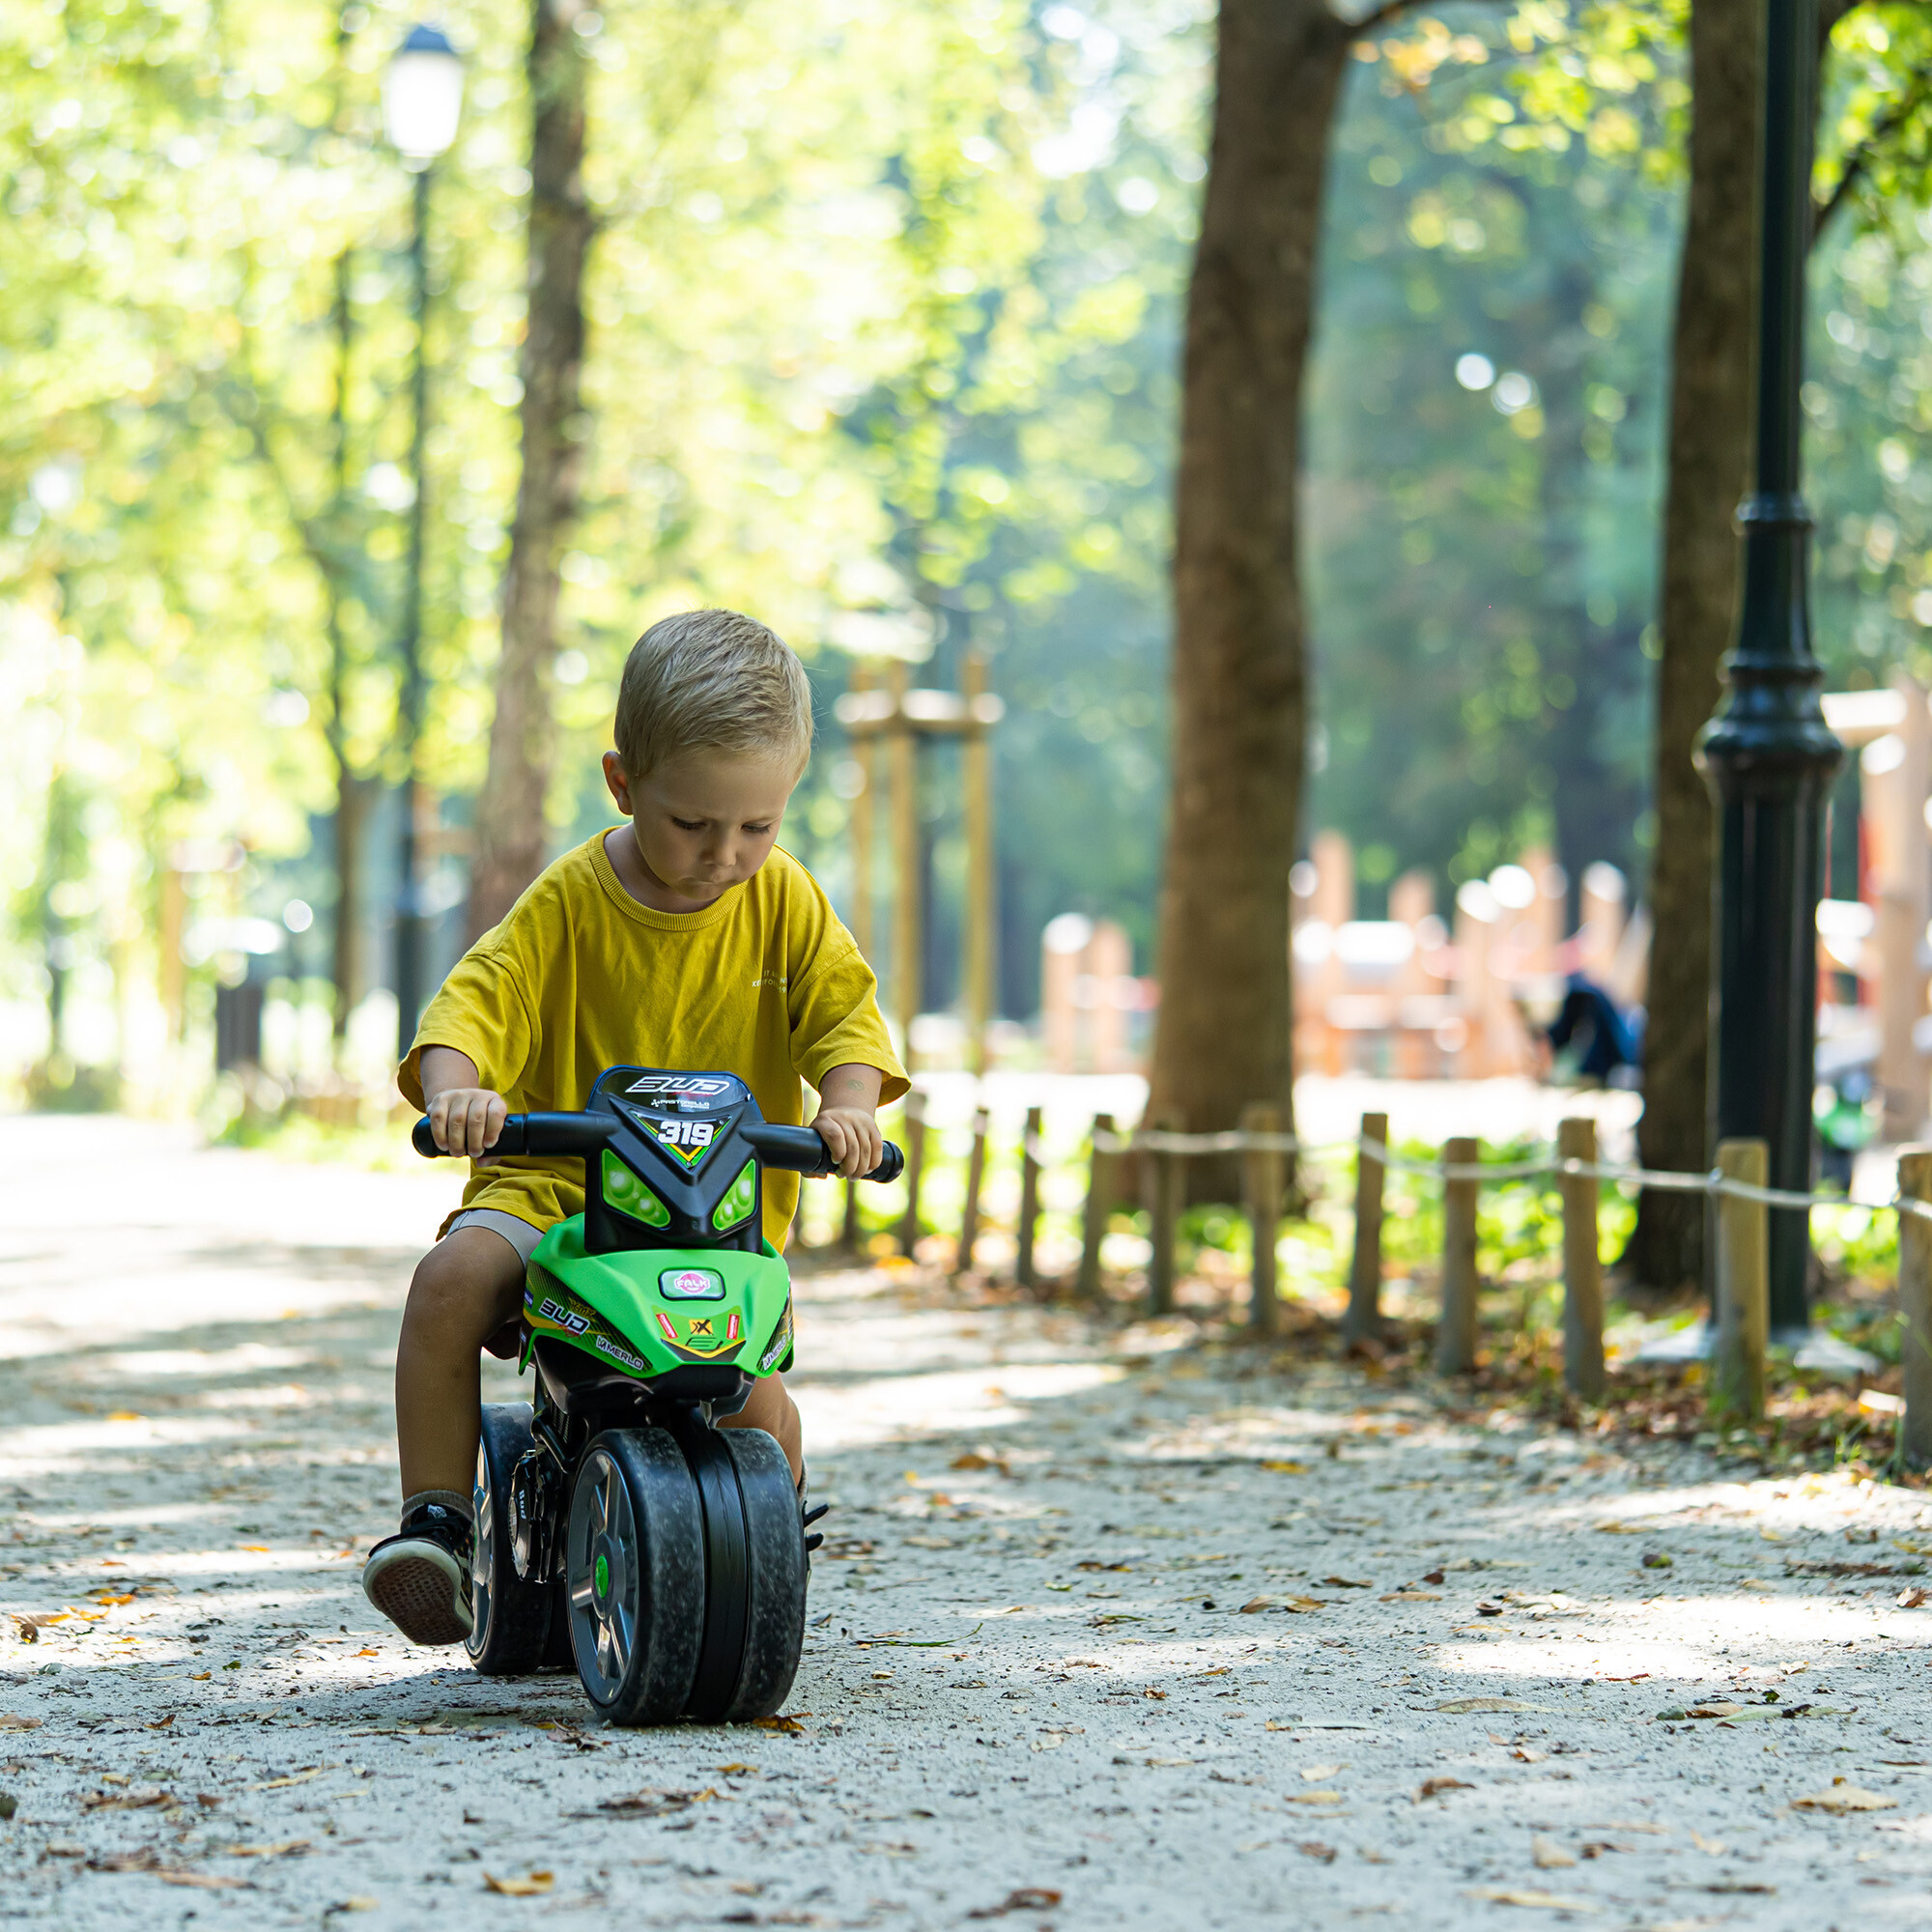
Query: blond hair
613 609 813 779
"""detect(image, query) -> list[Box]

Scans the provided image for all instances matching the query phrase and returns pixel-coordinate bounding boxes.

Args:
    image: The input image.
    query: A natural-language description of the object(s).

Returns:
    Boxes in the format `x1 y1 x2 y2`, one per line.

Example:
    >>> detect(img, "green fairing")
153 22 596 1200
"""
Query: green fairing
523 1214 790 1379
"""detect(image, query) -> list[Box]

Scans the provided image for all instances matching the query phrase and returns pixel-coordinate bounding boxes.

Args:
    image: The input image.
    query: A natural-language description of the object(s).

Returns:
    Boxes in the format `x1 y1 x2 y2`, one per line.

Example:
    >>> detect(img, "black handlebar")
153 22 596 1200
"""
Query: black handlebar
412 1110 903 1183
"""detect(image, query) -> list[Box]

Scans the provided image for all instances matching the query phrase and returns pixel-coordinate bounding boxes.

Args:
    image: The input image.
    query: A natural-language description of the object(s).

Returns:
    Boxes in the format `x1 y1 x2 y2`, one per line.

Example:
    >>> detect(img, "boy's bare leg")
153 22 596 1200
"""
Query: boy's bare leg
721 1373 803 1488
394 1227 527 1500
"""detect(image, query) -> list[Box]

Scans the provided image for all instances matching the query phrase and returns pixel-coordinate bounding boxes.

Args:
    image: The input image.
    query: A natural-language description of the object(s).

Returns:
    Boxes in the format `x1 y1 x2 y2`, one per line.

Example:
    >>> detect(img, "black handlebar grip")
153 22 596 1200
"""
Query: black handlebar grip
411 1114 533 1158
867 1141 905 1184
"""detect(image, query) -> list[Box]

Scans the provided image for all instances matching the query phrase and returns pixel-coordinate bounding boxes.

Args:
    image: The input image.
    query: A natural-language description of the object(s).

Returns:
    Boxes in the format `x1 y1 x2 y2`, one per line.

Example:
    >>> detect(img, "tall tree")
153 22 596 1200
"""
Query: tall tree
1145 0 1363 1153
1624 0 1763 1293
466 0 594 938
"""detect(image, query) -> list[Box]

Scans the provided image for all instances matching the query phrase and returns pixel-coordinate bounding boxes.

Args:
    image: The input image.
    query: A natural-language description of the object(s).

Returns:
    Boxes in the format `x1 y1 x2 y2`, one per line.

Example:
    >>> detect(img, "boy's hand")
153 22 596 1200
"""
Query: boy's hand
429 1086 509 1159
810 1105 885 1179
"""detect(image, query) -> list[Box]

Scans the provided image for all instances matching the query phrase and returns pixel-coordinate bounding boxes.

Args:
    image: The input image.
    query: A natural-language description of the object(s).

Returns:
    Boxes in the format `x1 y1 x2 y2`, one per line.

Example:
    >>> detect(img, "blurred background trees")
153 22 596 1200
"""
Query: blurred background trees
5 0 1932 1134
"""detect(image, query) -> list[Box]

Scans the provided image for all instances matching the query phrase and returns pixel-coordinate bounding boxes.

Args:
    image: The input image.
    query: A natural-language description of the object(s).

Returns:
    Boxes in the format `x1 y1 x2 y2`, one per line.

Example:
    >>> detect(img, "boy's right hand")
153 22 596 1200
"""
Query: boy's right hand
427 1087 510 1159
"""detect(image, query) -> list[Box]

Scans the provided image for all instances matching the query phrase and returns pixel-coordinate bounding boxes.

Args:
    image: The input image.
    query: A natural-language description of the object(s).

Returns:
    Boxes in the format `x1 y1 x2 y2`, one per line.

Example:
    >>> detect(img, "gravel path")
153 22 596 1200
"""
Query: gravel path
0 1115 1926 1929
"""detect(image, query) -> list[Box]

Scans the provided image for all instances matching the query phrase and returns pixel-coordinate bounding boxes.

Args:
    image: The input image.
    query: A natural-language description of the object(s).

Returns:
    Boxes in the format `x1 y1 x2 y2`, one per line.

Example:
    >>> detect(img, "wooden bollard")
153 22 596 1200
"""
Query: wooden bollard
1146 1115 1183 1318
1713 1138 1769 1423
1076 1112 1117 1300
1899 1148 1932 1467
1344 1111 1388 1344
1558 1116 1605 1401
896 1089 927 1258
1241 1101 1283 1335
955 1104 990 1276
1435 1136 1480 1376
1016 1104 1043 1293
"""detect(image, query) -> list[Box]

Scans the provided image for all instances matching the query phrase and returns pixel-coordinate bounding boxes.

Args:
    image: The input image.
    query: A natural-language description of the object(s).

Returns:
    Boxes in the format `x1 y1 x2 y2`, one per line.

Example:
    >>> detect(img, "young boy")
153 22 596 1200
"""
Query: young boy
363 608 907 1646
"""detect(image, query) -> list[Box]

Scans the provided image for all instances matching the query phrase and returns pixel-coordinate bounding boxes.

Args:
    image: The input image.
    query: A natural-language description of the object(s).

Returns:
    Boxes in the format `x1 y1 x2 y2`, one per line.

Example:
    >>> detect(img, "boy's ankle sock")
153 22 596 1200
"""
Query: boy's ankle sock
402 1490 473 1530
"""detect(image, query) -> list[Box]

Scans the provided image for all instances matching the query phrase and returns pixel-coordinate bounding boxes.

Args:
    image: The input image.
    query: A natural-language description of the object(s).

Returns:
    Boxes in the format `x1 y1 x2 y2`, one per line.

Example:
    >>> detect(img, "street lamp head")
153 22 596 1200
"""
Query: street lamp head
384 23 464 163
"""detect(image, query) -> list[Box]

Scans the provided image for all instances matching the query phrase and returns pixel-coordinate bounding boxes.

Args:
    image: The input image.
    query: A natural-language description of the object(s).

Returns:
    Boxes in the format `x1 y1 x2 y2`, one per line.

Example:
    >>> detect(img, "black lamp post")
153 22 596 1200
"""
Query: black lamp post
1695 0 1843 1337
384 22 463 1058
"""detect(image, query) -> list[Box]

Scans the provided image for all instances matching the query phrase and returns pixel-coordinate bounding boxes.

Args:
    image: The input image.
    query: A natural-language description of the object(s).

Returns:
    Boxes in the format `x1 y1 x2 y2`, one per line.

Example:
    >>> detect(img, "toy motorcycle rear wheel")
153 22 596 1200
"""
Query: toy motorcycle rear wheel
468 1404 554 1675
565 1429 705 1725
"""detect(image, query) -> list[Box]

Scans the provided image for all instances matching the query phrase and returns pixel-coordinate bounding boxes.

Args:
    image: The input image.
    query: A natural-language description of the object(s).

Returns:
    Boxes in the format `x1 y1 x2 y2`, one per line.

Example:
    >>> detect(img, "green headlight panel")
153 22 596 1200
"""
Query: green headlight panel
603 1150 669 1227
713 1158 756 1232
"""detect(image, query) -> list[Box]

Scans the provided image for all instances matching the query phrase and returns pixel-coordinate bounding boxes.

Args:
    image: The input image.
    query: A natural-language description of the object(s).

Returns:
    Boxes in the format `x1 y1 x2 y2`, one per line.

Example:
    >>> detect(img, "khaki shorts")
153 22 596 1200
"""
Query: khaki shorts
445 1207 543 1268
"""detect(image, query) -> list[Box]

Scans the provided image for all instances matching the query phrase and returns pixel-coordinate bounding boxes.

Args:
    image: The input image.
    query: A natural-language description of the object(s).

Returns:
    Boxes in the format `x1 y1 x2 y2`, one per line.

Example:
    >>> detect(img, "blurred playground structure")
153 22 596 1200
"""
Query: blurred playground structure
14 669 1932 1142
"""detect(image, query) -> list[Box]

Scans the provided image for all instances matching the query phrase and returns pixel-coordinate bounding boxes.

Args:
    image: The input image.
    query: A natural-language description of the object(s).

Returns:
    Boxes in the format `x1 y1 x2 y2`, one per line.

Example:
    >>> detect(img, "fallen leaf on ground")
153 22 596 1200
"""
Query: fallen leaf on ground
1418 1778 1472 1801
0 1716 42 1730
967 1889 1063 1918
219 1840 310 1859
1239 1595 1326 1614
1297 1841 1336 1861
716 1763 756 1776
158 1872 249 1890
1464 1888 1598 1911
1532 1836 1576 1869
949 1452 1007 1473
83 1788 177 1810
1436 1698 1552 1715
1690 1832 1726 1855
1300 1764 1346 1781
354 1646 381 1658
1320 1577 1371 1589
1512 1747 1547 1764
242 1768 327 1792
1380 1590 1442 1602
1595 1522 1646 1535
483 1872 554 1896
327 1901 380 1915
1260 1461 1307 1474
1898 1588 1932 1609
752 1715 805 1734
1791 1779 1896 1813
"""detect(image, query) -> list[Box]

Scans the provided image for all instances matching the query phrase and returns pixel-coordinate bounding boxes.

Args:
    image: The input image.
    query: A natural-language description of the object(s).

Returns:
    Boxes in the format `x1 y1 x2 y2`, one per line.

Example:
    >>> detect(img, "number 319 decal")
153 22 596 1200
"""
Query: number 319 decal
656 1119 716 1150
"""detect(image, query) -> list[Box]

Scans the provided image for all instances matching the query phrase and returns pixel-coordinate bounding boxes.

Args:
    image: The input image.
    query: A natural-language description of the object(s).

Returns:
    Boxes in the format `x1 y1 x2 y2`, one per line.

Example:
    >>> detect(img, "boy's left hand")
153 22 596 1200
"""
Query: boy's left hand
810 1105 885 1179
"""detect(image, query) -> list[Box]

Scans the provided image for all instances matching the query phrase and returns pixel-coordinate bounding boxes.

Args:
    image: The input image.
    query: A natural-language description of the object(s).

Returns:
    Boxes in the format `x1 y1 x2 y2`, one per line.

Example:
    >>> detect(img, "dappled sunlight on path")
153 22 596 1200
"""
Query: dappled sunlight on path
0 1115 1925 1927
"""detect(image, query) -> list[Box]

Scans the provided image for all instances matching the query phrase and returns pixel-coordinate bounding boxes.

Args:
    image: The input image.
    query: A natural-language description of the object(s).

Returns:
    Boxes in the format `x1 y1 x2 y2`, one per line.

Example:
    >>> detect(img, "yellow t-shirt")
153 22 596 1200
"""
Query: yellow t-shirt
399 833 907 1247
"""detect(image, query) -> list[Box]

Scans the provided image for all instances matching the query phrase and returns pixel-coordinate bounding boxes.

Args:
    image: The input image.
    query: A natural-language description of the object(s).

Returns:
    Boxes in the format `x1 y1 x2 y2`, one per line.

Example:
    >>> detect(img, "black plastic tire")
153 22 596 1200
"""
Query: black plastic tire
467 1405 554 1675
712 1426 808 1721
565 1429 704 1725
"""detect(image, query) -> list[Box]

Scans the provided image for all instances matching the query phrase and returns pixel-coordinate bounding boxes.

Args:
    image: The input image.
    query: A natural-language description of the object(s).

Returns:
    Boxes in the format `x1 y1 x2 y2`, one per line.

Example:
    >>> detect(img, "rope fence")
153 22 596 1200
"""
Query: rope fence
866 1095 1932 1464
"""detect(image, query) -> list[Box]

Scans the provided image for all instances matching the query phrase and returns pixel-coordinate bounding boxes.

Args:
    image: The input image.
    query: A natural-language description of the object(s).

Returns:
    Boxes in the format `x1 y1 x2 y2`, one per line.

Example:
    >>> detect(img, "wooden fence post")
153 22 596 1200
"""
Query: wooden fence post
1344 1111 1388 1345
955 1104 990 1276
1016 1104 1043 1293
1241 1101 1283 1334
1076 1112 1116 1301
1435 1136 1481 1376
1558 1116 1605 1401
840 1180 862 1256
1900 1149 1932 1468
1713 1138 1769 1423
1146 1115 1183 1318
896 1089 927 1258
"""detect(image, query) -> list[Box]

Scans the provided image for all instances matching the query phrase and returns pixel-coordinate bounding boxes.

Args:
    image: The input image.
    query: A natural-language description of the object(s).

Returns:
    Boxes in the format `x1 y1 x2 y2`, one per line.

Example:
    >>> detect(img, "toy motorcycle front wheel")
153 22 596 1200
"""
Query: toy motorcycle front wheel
565 1430 705 1725
563 1424 809 1725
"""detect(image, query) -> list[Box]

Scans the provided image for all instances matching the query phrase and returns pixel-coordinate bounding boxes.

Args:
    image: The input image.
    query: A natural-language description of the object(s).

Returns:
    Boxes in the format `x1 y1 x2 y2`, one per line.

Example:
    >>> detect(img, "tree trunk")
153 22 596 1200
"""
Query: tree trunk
466 0 592 940
1146 0 1352 1181
1625 0 1763 1293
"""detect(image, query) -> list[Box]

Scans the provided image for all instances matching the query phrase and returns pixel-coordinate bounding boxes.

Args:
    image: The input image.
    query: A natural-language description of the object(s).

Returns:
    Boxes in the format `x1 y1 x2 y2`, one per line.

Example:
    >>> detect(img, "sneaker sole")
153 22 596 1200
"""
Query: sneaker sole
362 1543 473 1647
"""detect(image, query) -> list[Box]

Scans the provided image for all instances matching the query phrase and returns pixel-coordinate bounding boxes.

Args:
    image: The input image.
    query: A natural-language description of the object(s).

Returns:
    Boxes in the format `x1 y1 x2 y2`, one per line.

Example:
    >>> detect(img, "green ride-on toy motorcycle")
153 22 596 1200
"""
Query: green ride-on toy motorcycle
412 1065 902 1726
